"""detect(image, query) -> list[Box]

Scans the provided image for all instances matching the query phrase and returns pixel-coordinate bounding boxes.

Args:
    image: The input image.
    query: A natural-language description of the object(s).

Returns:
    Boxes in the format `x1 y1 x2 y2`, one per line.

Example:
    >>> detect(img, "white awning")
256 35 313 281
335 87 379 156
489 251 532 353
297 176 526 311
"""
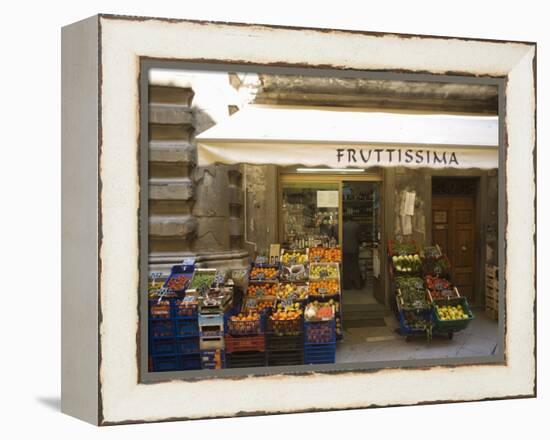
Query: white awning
196 105 499 169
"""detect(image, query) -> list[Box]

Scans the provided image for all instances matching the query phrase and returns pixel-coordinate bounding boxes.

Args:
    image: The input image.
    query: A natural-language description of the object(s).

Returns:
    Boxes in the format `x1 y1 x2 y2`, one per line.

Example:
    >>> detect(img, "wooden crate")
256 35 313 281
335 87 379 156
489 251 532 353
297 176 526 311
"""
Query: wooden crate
485 264 499 321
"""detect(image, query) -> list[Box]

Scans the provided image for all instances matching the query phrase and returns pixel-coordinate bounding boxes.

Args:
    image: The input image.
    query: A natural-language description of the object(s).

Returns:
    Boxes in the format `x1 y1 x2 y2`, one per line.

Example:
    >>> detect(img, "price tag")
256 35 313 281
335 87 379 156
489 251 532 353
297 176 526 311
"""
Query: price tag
313 255 321 263
319 269 329 279
256 272 266 281
318 287 328 295
442 289 454 298
255 287 265 297
288 256 297 265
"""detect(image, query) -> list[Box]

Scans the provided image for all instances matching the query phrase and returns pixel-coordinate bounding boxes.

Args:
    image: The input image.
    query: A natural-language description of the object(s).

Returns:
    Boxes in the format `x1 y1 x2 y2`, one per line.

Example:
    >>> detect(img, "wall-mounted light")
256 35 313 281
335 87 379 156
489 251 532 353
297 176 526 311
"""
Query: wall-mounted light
296 168 365 173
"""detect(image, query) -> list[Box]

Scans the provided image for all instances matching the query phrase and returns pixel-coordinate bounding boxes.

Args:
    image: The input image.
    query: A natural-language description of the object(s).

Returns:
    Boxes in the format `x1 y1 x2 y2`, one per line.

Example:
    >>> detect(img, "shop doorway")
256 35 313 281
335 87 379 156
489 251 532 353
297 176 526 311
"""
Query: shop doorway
342 181 383 305
431 177 478 301
278 172 385 308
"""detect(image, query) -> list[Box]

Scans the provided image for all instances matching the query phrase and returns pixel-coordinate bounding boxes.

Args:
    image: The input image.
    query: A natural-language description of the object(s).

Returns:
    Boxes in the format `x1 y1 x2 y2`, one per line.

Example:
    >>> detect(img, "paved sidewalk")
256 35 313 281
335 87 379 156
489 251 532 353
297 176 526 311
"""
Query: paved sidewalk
336 309 498 363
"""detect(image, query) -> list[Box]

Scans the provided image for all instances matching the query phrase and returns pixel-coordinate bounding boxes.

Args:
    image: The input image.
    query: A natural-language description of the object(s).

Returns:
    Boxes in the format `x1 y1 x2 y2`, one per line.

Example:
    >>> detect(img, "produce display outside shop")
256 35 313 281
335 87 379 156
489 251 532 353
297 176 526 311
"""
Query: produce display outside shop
147 242 476 371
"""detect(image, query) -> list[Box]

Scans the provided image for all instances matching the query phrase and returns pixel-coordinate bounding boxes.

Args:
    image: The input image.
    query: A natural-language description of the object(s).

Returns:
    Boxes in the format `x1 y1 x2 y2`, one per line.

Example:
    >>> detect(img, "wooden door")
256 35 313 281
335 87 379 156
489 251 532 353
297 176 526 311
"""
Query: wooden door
432 196 476 300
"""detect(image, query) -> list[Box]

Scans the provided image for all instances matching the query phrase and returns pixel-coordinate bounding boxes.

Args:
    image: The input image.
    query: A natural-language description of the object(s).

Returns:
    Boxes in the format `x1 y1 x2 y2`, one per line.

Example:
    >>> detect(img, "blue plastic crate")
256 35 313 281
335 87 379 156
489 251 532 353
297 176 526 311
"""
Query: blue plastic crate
149 298 172 320
150 319 175 338
176 337 200 354
304 342 336 364
163 263 195 295
175 317 199 337
179 353 201 370
304 320 336 344
199 314 224 337
152 354 179 372
150 338 177 355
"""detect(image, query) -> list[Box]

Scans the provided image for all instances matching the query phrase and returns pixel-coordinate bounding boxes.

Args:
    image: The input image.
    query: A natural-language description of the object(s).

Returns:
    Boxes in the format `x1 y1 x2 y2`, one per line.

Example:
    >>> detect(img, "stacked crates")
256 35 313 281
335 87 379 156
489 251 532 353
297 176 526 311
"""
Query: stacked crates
225 314 266 368
485 264 499 320
304 319 336 364
149 297 201 372
199 313 225 369
265 305 304 366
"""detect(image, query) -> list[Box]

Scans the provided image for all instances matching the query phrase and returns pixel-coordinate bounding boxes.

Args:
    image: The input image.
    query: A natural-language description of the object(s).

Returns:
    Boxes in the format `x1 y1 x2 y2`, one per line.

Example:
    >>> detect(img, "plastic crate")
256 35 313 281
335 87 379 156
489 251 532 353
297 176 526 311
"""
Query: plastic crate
199 336 225 350
266 349 303 366
179 353 201 370
149 299 172 320
151 354 179 372
267 316 303 336
163 263 195 295
173 297 198 318
304 343 336 364
226 351 266 368
175 337 200 355
150 338 177 355
150 319 175 338
248 263 280 282
432 297 475 332
174 317 199 338
226 315 263 336
266 333 304 352
200 349 225 369
304 320 336 344
225 334 265 353
198 314 224 337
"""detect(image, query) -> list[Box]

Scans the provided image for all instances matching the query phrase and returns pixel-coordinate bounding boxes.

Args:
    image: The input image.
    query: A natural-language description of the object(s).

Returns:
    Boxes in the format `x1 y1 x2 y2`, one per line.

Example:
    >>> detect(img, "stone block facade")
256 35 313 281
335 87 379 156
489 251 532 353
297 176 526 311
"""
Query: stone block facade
148 85 249 274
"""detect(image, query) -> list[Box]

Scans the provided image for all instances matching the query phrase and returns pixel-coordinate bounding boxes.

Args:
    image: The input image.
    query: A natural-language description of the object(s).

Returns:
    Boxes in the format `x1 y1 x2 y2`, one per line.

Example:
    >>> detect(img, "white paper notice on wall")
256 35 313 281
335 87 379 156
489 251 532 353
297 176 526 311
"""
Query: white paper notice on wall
373 248 380 278
317 190 339 208
401 215 413 235
400 191 416 216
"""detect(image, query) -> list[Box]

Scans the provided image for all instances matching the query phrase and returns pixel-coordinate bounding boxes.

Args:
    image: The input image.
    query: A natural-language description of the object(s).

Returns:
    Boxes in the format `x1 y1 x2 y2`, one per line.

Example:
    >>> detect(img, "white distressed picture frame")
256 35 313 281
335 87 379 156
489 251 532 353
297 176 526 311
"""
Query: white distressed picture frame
61 14 536 425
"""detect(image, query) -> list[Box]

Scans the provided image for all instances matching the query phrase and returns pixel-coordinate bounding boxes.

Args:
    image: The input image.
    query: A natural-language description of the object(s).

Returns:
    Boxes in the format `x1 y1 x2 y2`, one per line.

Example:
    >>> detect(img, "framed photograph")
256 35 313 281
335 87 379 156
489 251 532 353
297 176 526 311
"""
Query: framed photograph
61 14 536 425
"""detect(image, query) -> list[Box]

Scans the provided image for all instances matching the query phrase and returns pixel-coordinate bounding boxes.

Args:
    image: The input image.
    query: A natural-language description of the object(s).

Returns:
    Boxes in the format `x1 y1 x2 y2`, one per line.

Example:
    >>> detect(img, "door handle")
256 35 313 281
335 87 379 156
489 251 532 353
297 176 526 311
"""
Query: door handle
461 245 467 252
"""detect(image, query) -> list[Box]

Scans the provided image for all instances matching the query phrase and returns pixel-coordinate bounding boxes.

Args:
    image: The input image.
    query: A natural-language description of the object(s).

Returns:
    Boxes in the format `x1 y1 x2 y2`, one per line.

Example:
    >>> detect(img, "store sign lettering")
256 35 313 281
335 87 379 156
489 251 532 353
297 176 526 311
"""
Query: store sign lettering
336 148 459 166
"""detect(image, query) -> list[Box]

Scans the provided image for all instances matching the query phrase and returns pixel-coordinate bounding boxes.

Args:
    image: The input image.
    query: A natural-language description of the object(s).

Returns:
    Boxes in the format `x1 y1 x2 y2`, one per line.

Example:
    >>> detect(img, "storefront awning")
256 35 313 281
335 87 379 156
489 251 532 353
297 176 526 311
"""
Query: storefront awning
196 106 499 169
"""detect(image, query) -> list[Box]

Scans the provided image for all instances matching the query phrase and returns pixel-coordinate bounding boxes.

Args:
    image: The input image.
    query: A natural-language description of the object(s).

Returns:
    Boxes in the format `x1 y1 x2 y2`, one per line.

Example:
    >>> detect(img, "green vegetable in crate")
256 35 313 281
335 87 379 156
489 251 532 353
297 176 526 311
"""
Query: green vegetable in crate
189 272 215 290
392 254 422 273
396 276 428 308
392 242 417 255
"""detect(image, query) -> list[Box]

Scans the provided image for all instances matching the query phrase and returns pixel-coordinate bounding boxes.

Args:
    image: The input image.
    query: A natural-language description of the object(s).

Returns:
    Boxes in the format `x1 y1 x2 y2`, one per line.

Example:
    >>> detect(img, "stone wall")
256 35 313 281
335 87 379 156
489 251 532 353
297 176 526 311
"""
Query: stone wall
148 85 249 274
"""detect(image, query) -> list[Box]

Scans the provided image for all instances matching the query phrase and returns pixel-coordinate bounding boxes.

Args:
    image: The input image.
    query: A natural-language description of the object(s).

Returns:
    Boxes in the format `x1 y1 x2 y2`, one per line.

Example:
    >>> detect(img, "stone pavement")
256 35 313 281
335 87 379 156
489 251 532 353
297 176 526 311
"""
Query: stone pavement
336 308 498 363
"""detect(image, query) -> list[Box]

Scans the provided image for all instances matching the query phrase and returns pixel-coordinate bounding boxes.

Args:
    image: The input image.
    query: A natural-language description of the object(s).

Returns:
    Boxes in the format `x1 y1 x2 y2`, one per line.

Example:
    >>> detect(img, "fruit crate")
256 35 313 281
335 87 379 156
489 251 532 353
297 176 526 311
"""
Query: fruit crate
266 333 304 352
225 334 265 353
150 319 175 338
304 342 336 364
173 296 199 318
304 320 336 344
248 263 280 282
163 263 195 295
308 246 342 263
280 249 309 267
267 316 303 336
226 351 267 368
151 354 179 372
431 296 475 333
200 349 225 369
174 317 199 338
175 337 200 355
149 298 173 320
226 313 263 336
150 338 177 355
309 263 340 281
266 349 303 366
